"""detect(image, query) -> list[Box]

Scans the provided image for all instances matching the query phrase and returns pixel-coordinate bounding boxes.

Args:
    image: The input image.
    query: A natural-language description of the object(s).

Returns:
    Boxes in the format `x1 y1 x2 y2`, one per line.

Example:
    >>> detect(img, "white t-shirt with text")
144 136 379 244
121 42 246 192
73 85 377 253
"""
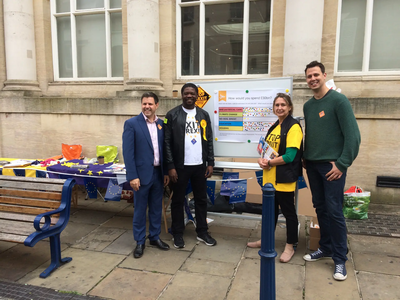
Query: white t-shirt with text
182 107 203 166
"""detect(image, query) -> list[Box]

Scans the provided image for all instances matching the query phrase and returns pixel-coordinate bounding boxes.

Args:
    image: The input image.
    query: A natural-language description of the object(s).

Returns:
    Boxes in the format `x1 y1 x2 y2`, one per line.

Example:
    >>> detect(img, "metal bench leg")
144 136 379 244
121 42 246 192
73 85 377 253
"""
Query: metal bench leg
40 233 72 278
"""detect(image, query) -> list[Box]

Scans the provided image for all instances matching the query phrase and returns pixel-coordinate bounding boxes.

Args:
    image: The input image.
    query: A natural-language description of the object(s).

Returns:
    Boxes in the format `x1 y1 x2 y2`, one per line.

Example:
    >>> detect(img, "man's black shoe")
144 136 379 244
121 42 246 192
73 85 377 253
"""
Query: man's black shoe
133 244 145 258
197 232 217 246
173 235 185 249
150 239 170 251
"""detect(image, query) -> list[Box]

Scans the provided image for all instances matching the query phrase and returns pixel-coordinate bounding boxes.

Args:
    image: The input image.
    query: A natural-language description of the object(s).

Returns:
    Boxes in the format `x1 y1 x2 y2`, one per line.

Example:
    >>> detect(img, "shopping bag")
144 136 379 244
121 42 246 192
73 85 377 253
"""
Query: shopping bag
62 144 83 160
343 186 370 220
96 145 118 163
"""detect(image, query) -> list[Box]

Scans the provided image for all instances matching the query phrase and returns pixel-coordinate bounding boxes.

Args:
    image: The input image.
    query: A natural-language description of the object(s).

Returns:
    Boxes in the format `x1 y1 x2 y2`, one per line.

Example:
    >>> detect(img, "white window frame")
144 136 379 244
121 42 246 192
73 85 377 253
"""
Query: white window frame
176 0 273 80
335 0 400 76
50 0 123 81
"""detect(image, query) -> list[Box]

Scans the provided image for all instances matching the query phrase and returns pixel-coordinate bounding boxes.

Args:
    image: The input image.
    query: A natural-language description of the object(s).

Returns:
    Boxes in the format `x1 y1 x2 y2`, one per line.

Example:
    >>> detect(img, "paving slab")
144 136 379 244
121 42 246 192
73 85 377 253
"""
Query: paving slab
349 234 400 256
0 242 67 281
356 271 400 300
88 267 172 300
181 257 236 277
101 215 133 230
205 224 252 238
208 214 260 229
352 252 400 275
72 227 126 251
61 222 98 246
0 241 16 253
69 209 116 225
80 200 131 213
120 247 190 274
20 248 126 295
228 256 305 300
275 262 305 299
115 205 134 217
190 234 247 264
304 260 360 300
102 230 134 255
227 257 260 300
159 270 231 300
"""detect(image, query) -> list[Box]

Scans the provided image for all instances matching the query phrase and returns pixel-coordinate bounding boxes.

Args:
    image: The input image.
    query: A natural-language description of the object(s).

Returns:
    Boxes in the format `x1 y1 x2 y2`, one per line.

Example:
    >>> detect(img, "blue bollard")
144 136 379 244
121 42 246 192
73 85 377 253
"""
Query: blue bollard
259 183 276 300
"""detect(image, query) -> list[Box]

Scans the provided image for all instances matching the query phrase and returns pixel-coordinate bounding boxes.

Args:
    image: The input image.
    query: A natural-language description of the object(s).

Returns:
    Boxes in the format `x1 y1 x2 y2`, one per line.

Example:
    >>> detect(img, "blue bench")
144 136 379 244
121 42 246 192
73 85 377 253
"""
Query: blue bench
0 175 75 278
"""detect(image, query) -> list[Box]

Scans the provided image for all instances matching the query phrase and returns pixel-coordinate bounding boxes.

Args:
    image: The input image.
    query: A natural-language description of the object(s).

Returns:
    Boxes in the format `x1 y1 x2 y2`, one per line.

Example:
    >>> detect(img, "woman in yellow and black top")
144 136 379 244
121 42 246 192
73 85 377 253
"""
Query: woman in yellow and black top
247 93 303 263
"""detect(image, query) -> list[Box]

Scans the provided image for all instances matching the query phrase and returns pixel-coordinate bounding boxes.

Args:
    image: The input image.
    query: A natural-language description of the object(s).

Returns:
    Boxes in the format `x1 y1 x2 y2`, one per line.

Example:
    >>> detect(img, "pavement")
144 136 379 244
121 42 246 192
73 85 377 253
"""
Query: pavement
1 192 400 300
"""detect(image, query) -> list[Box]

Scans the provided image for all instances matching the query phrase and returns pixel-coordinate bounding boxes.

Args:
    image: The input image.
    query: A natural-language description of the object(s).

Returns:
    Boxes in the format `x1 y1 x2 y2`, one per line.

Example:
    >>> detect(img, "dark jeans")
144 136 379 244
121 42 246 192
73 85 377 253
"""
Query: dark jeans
306 161 348 264
171 165 208 236
275 191 298 245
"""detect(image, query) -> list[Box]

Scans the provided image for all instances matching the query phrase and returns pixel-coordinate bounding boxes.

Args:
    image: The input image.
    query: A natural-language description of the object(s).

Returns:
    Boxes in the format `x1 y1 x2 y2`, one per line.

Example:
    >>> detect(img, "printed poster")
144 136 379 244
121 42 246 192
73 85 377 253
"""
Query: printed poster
214 89 286 143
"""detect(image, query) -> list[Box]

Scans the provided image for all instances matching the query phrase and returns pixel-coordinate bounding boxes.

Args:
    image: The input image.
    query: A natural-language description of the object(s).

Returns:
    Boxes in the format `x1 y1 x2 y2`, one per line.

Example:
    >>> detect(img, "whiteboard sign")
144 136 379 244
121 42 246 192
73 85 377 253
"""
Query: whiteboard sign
194 77 293 158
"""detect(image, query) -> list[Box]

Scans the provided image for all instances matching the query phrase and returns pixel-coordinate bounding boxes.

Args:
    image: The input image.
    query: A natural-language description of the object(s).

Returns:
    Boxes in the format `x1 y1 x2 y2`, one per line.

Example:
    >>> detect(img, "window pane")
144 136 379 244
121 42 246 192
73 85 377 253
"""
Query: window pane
57 17 73 78
370 0 400 71
77 0 104 10
181 6 199 75
248 0 270 74
56 0 70 13
76 14 106 77
205 3 243 75
338 0 366 72
111 12 123 77
110 0 121 9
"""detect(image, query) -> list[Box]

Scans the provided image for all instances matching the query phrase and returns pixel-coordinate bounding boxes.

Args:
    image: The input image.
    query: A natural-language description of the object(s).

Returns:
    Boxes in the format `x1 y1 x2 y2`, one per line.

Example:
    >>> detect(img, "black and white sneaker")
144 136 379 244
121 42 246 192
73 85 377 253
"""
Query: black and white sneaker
173 235 185 249
197 232 217 246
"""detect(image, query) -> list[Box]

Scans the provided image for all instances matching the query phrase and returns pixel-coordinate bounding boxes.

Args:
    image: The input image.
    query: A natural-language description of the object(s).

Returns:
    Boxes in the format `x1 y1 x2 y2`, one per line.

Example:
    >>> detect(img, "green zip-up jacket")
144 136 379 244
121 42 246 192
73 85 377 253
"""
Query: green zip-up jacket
303 90 361 173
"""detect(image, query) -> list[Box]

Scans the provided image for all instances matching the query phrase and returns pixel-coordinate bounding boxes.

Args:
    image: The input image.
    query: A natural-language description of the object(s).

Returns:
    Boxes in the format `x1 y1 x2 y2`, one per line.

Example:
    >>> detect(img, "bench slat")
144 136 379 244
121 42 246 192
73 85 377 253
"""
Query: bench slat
0 211 58 224
0 196 61 209
0 188 62 201
0 204 54 215
0 220 35 236
0 181 63 192
0 232 27 243
0 175 66 185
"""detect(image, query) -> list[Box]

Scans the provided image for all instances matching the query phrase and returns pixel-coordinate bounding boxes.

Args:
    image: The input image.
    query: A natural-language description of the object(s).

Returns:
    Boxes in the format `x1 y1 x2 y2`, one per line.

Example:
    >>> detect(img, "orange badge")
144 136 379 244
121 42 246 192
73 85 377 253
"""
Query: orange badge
319 111 325 118
157 124 162 130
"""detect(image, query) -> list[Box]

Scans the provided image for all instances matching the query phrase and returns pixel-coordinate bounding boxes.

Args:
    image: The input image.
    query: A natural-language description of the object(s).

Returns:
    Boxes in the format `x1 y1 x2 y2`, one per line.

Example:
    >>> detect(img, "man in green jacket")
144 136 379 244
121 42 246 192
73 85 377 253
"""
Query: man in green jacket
302 61 361 281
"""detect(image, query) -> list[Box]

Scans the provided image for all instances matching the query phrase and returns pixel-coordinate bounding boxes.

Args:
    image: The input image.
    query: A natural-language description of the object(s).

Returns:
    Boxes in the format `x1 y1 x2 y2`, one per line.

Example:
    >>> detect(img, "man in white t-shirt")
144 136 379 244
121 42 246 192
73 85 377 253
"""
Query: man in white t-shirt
164 83 216 249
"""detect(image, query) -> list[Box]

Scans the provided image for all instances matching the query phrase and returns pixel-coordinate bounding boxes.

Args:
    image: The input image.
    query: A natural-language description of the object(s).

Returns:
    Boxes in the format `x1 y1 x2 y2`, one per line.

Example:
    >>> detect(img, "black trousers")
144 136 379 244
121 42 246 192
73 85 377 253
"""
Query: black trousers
275 191 298 245
171 165 208 236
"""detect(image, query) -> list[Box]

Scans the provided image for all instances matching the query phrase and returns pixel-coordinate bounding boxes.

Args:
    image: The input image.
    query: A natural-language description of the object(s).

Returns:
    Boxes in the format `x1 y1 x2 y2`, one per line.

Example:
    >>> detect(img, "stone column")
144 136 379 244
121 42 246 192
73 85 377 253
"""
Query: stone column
123 0 164 96
282 0 325 76
2 0 41 94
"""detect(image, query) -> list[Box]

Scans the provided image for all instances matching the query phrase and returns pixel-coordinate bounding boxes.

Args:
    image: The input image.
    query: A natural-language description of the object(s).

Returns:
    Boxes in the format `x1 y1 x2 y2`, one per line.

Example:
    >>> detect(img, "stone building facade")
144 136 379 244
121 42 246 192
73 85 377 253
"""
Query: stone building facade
0 0 399 204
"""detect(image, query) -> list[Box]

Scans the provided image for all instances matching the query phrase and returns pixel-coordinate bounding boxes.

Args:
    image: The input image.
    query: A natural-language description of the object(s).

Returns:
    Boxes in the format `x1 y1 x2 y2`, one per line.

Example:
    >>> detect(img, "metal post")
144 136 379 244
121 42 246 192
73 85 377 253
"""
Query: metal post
259 183 276 300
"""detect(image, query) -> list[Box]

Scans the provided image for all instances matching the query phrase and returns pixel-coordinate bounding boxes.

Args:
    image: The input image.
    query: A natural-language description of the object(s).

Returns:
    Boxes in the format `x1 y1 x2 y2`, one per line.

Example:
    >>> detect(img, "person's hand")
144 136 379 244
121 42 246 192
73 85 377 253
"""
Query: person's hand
169 169 178 183
258 158 270 170
205 166 213 178
325 162 343 181
164 175 170 187
130 178 140 191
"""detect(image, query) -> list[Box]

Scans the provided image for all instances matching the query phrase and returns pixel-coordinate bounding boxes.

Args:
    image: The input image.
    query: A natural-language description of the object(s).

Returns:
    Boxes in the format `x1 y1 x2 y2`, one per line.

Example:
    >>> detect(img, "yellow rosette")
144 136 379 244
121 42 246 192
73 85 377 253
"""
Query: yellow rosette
200 119 207 141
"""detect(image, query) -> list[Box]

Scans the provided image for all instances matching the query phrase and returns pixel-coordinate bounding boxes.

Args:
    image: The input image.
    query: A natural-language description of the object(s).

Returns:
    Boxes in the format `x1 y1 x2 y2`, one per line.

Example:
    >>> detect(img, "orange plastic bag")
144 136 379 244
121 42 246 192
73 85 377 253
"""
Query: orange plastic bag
62 144 82 160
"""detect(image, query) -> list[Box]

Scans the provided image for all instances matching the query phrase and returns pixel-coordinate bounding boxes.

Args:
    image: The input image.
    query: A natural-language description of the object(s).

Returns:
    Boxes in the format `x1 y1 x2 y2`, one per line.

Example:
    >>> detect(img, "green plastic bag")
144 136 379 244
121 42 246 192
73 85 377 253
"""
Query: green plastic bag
343 192 371 220
96 145 118 163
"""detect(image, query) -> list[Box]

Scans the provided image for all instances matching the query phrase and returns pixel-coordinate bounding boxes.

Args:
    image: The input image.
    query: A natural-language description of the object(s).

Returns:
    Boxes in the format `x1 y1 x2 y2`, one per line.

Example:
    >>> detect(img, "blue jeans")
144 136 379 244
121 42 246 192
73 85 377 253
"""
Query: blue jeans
306 161 348 264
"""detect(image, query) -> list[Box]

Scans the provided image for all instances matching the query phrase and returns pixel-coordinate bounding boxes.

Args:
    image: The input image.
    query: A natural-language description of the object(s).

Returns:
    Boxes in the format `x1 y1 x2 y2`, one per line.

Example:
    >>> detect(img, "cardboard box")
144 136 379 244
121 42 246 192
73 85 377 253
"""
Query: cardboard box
309 216 320 251
297 172 317 217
